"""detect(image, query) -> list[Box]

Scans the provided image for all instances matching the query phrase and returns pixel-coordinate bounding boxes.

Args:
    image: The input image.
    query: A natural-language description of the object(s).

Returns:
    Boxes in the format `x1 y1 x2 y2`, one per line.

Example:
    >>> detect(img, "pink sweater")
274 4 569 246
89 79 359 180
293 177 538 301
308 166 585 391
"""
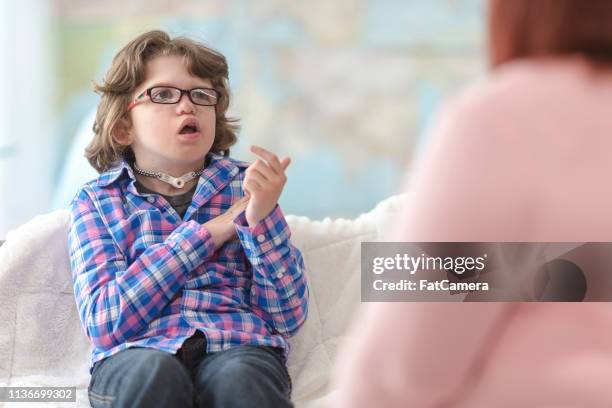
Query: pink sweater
333 57 612 407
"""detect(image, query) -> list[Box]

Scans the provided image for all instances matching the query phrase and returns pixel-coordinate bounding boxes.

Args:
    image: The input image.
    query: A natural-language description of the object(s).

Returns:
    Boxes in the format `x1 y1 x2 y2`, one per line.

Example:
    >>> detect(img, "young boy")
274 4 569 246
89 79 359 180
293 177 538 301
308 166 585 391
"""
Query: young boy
68 30 308 408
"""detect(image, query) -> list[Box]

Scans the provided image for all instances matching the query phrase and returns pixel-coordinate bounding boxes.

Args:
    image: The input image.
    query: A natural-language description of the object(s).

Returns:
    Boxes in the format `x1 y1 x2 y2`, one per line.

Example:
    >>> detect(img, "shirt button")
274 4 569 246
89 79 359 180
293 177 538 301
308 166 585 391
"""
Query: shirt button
257 234 266 243
276 272 284 279
147 196 155 203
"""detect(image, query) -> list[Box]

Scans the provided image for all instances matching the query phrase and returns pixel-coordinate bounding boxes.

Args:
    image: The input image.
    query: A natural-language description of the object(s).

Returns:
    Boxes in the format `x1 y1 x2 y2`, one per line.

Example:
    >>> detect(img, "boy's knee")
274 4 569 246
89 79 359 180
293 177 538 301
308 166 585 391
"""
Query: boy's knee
200 349 268 385
117 349 193 401
194 347 291 407
91 349 194 408
218 359 260 386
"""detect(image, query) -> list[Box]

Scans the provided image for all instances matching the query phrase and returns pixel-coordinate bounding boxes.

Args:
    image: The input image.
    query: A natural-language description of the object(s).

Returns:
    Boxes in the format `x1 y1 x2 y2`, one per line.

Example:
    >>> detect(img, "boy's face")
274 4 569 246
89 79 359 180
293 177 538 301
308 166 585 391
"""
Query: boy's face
123 55 216 172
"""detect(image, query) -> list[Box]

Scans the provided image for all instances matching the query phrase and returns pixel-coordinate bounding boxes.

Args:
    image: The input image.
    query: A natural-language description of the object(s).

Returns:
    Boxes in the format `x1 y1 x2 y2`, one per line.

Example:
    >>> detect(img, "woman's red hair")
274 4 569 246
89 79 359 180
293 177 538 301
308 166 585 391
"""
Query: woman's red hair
489 0 612 67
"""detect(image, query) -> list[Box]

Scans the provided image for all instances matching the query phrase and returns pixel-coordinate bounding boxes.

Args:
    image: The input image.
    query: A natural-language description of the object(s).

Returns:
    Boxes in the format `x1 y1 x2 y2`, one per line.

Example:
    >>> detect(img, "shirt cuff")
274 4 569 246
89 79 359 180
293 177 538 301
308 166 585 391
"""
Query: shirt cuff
165 220 215 269
233 205 291 258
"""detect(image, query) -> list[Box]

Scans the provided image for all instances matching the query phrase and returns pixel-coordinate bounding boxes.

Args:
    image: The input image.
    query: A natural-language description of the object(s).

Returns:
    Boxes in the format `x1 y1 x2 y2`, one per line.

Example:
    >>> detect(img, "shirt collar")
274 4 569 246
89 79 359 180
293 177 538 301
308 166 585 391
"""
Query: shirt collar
96 160 133 187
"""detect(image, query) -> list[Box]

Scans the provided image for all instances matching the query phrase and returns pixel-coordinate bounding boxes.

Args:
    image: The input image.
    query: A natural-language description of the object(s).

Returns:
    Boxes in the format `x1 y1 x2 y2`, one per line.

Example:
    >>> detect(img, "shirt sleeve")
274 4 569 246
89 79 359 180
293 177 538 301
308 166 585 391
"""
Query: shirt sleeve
233 205 309 337
68 187 216 349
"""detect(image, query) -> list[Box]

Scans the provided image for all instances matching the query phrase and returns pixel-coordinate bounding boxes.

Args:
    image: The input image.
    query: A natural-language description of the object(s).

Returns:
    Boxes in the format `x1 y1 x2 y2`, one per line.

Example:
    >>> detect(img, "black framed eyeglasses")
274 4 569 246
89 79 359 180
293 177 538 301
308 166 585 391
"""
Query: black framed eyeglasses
127 86 219 110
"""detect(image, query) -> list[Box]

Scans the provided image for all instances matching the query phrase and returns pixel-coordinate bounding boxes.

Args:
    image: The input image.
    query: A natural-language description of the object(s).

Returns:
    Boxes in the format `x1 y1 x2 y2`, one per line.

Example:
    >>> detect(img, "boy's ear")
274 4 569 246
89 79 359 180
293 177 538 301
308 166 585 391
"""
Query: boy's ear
113 118 133 146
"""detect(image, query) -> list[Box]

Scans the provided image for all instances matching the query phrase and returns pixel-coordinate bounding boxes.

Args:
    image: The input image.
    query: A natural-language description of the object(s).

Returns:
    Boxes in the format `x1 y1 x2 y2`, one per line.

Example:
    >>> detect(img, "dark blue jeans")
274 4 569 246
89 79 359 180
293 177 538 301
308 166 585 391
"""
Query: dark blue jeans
88 331 293 407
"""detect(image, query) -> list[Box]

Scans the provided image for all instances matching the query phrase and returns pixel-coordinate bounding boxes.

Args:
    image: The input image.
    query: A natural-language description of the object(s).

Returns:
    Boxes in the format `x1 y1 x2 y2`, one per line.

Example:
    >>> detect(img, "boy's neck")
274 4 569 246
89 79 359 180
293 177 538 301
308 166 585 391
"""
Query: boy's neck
134 174 198 196
132 158 206 196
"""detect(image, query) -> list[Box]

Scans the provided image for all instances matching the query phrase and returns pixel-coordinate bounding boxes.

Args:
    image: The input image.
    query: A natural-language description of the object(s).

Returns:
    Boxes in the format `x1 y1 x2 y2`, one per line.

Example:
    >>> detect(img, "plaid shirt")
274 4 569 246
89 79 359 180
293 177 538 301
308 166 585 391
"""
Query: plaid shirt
68 153 309 373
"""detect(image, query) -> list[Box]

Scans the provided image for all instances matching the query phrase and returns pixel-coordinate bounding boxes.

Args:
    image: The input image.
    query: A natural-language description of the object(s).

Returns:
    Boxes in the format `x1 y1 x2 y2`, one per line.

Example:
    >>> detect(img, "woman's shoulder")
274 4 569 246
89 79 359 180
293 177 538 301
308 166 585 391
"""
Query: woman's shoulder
443 56 605 120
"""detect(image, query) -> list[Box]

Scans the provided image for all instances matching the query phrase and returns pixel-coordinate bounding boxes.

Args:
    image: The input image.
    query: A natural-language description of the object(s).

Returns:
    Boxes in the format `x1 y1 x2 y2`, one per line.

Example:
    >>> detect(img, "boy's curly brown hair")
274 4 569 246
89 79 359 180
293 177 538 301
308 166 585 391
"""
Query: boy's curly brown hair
86 30 239 173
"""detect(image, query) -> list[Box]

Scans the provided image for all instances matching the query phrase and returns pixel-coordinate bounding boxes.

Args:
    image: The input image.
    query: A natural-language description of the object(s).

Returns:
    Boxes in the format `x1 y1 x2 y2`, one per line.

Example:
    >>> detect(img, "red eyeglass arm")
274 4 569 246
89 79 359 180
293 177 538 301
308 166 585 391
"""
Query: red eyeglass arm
127 100 139 111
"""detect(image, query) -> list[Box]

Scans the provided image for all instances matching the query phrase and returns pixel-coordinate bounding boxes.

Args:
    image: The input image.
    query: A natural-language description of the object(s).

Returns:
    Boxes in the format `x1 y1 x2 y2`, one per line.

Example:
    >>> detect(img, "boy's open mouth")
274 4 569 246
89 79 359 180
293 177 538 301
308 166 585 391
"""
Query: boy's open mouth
179 125 198 134
178 119 200 134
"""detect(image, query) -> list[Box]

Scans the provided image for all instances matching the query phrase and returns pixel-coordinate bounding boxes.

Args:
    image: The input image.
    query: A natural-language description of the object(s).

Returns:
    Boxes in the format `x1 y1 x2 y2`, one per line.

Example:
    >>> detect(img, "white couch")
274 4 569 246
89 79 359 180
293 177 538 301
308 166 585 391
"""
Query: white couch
0 194 408 407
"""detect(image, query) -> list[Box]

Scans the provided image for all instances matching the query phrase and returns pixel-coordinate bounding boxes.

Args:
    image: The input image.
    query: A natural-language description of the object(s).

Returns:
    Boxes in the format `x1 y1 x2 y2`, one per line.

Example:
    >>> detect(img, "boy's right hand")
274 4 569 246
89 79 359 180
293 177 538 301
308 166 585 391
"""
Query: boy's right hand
203 196 249 250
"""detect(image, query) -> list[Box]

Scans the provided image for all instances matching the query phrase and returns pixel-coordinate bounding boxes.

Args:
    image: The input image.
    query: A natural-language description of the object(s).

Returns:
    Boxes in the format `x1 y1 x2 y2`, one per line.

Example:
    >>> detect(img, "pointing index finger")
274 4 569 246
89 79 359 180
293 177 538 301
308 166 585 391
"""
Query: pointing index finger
250 145 283 174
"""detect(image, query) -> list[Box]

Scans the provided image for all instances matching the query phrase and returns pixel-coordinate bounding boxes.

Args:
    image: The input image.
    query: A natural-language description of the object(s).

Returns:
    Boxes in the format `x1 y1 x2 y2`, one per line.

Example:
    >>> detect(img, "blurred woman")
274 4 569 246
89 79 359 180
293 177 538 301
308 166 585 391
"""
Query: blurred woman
334 1 612 406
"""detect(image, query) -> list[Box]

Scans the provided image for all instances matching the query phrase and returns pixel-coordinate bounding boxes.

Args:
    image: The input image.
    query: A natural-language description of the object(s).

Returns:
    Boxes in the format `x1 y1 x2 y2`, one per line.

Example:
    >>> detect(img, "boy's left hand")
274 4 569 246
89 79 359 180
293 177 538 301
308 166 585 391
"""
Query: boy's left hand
243 145 291 227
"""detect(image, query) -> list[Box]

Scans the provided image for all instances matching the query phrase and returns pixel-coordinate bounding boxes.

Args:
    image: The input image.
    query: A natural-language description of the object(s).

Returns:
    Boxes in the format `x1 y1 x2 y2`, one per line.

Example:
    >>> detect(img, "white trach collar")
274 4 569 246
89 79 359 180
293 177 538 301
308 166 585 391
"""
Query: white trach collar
132 162 205 189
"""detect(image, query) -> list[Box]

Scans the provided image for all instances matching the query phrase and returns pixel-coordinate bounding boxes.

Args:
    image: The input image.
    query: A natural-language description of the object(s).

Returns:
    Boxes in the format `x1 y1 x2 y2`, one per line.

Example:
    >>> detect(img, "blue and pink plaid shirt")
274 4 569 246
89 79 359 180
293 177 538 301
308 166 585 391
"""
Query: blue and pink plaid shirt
68 152 309 373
